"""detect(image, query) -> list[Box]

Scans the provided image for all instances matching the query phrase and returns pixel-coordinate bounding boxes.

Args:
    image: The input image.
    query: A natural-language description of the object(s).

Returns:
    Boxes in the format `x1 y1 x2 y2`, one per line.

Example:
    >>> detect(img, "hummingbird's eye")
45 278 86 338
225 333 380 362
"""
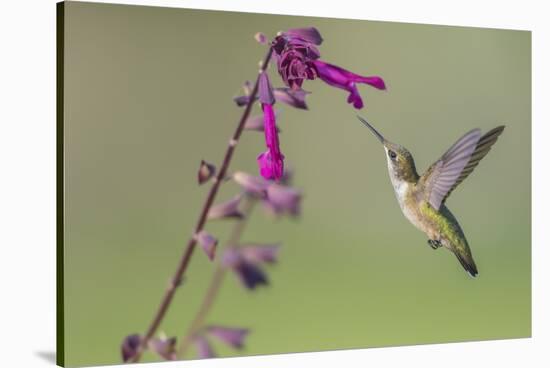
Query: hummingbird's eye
388 150 397 160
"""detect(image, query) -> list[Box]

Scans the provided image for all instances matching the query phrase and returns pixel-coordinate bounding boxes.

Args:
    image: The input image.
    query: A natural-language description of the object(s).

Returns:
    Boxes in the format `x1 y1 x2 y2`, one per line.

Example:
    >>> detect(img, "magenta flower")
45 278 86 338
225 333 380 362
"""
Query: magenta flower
272 28 322 89
272 27 386 109
312 60 386 109
257 71 285 181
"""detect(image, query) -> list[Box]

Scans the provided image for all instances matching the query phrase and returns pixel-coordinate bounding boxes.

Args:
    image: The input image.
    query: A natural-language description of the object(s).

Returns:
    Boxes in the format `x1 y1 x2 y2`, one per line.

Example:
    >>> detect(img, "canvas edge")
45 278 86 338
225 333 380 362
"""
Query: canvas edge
56 1 65 367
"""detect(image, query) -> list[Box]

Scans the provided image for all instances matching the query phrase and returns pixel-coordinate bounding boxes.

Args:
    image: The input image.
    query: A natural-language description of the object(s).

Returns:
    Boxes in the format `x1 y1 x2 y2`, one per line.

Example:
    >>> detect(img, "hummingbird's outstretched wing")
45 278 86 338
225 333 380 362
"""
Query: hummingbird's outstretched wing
441 126 505 204
419 126 505 210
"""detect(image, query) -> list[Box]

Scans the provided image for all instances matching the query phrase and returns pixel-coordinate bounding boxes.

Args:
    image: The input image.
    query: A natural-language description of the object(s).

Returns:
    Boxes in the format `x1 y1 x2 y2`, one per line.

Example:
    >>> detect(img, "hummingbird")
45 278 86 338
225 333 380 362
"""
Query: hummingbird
357 116 505 277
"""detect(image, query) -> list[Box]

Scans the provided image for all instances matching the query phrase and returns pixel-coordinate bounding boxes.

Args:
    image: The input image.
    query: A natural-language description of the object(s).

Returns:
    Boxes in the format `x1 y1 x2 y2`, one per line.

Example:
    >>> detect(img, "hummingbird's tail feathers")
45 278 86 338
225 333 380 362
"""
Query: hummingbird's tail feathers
452 249 478 277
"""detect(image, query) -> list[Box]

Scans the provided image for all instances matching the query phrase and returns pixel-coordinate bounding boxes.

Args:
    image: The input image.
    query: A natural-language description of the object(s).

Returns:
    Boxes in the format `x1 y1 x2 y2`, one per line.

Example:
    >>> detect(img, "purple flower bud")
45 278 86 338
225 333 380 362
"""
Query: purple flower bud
207 196 244 220
198 160 216 185
121 334 141 362
223 248 269 289
255 32 268 44
148 336 177 361
234 81 254 106
207 326 249 350
240 244 280 264
196 230 218 261
264 183 302 217
194 335 216 359
273 87 309 110
233 94 251 106
286 27 323 45
232 171 269 198
312 60 386 109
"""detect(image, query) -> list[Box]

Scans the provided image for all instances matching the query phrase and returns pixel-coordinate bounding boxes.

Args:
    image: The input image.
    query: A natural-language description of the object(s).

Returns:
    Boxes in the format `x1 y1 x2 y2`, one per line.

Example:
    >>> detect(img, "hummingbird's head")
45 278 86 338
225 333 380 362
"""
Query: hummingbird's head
357 116 419 183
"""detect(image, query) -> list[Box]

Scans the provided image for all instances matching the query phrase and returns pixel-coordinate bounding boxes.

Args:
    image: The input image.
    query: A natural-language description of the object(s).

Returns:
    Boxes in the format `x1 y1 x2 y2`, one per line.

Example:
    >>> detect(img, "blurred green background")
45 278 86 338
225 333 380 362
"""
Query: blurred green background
62 2 531 367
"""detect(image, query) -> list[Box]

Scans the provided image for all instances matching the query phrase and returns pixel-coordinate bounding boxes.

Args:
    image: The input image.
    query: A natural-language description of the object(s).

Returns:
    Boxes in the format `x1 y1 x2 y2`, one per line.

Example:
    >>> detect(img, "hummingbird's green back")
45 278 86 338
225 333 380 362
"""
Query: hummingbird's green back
419 202 478 276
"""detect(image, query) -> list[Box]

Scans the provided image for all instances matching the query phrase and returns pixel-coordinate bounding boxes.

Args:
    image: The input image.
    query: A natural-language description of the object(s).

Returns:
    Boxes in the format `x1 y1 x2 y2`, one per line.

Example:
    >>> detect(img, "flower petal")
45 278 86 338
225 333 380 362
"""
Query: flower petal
198 160 216 185
314 60 386 89
222 248 269 289
346 83 364 109
233 95 252 106
258 72 275 105
196 230 218 261
221 247 240 268
355 75 386 90
312 59 386 109
274 88 309 110
257 103 284 181
262 104 277 148
286 27 323 45
233 171 269 197
121 334 141 363
207 196 244 220
235 261 268 289
275 41 319 88
207 326 250 349
194 335 216 359
240 244 280 264
257 151 284 181
265 183 301 217
254 32 267 44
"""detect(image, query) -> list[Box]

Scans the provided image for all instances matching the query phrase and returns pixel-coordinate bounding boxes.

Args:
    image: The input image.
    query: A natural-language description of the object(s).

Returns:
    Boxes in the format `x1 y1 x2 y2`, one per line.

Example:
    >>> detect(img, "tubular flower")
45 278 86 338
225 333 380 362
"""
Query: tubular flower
257 71 285 180
272 27 386 109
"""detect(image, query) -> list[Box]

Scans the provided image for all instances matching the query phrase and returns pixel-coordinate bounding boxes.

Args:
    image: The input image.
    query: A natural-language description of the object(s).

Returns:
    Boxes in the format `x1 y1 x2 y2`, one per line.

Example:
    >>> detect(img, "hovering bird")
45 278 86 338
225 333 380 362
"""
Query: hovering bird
357 116 504 277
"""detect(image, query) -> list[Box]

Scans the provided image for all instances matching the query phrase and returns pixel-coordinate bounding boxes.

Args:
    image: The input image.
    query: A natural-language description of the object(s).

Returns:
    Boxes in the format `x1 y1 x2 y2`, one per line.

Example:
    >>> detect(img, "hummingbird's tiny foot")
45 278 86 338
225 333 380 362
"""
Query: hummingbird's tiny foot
427 239 442 250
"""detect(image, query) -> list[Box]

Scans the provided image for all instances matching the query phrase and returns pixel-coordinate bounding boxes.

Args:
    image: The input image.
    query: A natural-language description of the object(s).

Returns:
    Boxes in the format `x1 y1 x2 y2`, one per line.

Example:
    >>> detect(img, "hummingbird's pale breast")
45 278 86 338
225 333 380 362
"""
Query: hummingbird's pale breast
384 148 427 235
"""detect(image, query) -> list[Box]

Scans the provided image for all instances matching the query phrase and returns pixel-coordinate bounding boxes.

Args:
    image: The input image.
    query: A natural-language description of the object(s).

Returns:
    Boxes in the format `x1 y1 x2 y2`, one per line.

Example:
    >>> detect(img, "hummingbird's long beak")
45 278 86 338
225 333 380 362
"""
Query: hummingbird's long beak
357 115 385 144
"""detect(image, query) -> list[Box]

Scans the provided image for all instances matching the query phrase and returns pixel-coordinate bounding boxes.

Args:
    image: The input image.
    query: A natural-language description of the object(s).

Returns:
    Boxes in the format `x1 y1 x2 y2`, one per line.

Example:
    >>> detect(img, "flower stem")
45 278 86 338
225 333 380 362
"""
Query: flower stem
130 47 273 363
177 197 256 358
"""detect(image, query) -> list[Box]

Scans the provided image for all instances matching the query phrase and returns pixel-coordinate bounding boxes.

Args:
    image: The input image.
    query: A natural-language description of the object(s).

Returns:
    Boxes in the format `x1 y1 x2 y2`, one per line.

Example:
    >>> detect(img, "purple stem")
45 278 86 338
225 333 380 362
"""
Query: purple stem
129 47 274 363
